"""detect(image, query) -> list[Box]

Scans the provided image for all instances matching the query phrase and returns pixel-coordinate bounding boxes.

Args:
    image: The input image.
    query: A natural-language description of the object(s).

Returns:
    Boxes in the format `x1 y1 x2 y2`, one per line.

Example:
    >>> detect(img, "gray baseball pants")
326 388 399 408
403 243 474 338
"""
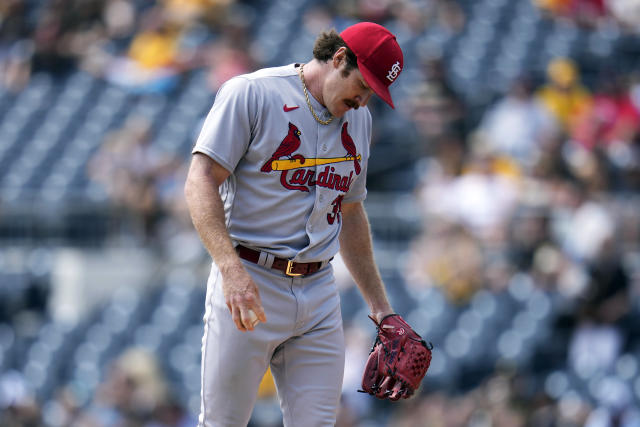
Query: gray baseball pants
198 258 345 427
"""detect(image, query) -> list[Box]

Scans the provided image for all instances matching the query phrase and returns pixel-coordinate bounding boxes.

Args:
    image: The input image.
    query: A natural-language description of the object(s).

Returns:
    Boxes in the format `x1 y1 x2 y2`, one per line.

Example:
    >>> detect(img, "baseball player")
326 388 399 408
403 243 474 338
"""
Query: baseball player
185 22 428 427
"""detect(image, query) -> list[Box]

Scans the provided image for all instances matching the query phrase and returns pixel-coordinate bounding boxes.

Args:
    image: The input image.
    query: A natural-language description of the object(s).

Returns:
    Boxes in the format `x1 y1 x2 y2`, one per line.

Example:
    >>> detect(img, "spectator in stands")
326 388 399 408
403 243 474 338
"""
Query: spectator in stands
78 0 138 76
0 371 41 427
204 35 253 92
0 0 26 44
88 114 179 242
104 6 186 94
551 179 615 262
581 239 631 326
442 136 521 243
416 53 467 142
478 77 558 169
506 205 552 269
388 0 432 35
571 73 640 151
0 0 31 92
565 246 631 398
408 79 466 151
102 0 137 40
427 0 467 37
0 39 32 92
608 0 640 32
329 0 394 24
537 57 592 132
161 0 218 26
570 73 640 191
75 348 172 426
29 0 105 76
535 0 607 27
406 129 521 301
406 222 486 303
542 178 633 397
29 7 74 75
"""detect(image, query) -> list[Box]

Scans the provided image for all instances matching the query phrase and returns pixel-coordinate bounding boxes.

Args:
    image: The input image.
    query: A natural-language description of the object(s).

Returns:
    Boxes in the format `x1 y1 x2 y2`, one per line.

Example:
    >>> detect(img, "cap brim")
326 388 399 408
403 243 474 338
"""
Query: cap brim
358 59 395 109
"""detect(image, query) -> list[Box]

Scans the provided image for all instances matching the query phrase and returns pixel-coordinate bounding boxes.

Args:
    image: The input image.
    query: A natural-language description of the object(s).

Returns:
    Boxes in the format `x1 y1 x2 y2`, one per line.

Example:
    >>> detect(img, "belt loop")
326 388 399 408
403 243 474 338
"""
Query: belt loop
257 250 268 267
262 252 275 269
319 258 331 270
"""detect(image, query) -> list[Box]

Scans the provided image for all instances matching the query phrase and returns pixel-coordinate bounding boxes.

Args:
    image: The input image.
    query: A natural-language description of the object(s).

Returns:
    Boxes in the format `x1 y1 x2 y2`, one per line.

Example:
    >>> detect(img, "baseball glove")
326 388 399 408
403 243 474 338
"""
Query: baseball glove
360 314 432 400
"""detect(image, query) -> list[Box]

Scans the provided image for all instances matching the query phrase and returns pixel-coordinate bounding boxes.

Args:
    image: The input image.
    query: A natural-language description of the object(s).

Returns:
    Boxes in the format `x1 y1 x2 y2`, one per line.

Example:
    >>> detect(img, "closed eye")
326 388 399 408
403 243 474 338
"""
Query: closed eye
359 79 373 96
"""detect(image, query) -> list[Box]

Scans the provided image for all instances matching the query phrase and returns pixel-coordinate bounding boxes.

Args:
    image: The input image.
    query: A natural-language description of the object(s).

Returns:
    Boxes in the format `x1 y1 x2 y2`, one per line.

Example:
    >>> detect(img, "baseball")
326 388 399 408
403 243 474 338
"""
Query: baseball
247 309 260 327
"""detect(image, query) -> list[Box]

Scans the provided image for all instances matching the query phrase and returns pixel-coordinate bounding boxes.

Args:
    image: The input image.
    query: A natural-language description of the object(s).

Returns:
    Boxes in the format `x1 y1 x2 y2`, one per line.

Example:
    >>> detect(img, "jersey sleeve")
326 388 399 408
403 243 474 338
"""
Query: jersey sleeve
192 76 259 173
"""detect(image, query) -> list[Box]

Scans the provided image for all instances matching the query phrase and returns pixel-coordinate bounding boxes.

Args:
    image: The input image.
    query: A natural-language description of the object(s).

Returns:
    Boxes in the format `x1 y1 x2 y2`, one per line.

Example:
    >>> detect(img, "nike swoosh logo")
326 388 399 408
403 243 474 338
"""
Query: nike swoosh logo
283 105 299 112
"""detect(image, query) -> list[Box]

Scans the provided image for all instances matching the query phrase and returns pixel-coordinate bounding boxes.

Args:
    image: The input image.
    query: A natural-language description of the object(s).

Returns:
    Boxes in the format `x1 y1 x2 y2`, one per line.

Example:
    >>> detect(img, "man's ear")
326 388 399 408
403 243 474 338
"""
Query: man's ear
332 47 347 69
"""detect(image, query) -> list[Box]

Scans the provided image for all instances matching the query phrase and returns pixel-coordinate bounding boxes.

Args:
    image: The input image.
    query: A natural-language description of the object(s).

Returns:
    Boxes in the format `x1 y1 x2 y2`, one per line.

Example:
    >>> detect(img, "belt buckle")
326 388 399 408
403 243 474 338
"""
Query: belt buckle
286 260 303 277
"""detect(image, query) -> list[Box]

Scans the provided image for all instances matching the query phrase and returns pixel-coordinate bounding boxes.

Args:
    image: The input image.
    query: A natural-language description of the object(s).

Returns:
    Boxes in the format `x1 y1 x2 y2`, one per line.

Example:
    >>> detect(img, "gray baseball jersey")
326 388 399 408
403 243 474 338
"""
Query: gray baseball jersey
193 64 372 427
193 64 371 262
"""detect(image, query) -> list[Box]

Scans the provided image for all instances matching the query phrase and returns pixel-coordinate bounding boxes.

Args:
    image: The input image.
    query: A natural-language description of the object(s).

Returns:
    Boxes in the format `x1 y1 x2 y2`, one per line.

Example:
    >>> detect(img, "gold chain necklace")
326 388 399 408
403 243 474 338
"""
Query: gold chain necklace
299 64 334 125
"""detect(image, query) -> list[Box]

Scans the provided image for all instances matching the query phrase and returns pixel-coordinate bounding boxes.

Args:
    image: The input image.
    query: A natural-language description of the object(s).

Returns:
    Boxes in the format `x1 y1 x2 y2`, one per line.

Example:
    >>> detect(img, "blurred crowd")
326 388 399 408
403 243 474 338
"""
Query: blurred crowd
408 53 640 301
0 0 256 93
2 0 640 426
1 348 196 427
535 0 640 30
397 3 640 427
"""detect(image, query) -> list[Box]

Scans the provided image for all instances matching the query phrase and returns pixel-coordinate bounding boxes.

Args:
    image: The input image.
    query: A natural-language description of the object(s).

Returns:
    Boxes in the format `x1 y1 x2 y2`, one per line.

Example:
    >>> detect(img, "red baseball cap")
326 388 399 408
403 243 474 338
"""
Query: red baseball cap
340 22 404 109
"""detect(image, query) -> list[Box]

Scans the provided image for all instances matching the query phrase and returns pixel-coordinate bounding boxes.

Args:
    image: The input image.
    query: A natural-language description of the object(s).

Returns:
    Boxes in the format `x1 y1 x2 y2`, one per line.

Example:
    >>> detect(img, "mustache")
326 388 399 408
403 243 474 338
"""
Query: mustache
345 100 359 109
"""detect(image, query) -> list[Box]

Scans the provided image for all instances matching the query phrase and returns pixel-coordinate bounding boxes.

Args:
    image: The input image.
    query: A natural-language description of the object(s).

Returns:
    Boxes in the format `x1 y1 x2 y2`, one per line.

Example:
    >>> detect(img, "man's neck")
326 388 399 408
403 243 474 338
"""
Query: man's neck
301 60 326 107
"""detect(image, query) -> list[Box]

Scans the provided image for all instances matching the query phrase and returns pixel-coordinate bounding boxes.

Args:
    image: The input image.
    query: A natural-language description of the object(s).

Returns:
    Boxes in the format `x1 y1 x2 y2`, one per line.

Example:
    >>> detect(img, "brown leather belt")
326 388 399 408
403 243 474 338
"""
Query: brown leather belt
235 245 326 277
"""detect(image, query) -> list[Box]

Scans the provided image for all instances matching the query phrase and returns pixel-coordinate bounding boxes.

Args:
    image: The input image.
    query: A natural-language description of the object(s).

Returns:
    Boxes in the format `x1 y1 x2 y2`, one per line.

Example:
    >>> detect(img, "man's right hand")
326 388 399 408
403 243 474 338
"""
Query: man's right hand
220 263 267 332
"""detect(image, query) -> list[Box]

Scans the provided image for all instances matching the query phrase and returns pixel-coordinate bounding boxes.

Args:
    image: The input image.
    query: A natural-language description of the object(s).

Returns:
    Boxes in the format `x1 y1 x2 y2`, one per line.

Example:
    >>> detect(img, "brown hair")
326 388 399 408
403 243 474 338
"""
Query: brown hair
313 29 358 76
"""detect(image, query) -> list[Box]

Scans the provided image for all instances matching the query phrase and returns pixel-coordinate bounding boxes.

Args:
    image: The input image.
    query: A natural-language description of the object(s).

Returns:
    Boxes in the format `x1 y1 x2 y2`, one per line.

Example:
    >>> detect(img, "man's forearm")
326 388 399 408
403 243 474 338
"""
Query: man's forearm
184 166 242 273
184 154 266 330
339 202 393 321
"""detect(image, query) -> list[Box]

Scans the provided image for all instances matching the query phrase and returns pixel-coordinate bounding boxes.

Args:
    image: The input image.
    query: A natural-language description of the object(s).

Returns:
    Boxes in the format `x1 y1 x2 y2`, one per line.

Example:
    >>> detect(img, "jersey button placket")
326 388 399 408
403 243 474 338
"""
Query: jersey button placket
305 122 322 236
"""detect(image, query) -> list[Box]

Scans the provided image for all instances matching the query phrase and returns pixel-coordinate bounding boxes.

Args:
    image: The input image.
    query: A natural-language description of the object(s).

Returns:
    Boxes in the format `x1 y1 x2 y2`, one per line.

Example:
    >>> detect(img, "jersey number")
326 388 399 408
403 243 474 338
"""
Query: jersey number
327 195 344 225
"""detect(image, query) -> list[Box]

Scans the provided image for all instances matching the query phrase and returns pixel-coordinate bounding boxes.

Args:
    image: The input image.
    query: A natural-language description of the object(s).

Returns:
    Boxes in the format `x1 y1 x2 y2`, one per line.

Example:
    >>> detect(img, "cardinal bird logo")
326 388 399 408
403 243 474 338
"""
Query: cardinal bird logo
261 121 361 196
341 122 361 175
261 122 305 172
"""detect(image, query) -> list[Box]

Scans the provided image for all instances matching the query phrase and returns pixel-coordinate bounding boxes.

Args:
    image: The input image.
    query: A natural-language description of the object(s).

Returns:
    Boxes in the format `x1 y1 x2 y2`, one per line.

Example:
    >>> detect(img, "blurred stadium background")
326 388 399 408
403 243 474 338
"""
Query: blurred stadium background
1 0 640 426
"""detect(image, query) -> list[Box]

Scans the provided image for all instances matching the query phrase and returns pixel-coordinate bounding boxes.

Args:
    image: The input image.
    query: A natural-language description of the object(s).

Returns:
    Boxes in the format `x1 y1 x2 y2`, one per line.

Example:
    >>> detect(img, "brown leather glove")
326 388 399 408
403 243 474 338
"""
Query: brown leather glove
360 314 432 401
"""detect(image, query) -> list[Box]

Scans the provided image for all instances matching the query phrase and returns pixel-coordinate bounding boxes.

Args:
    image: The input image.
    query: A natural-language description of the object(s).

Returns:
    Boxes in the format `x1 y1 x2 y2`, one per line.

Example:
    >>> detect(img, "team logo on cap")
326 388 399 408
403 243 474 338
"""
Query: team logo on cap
386 61 402 82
